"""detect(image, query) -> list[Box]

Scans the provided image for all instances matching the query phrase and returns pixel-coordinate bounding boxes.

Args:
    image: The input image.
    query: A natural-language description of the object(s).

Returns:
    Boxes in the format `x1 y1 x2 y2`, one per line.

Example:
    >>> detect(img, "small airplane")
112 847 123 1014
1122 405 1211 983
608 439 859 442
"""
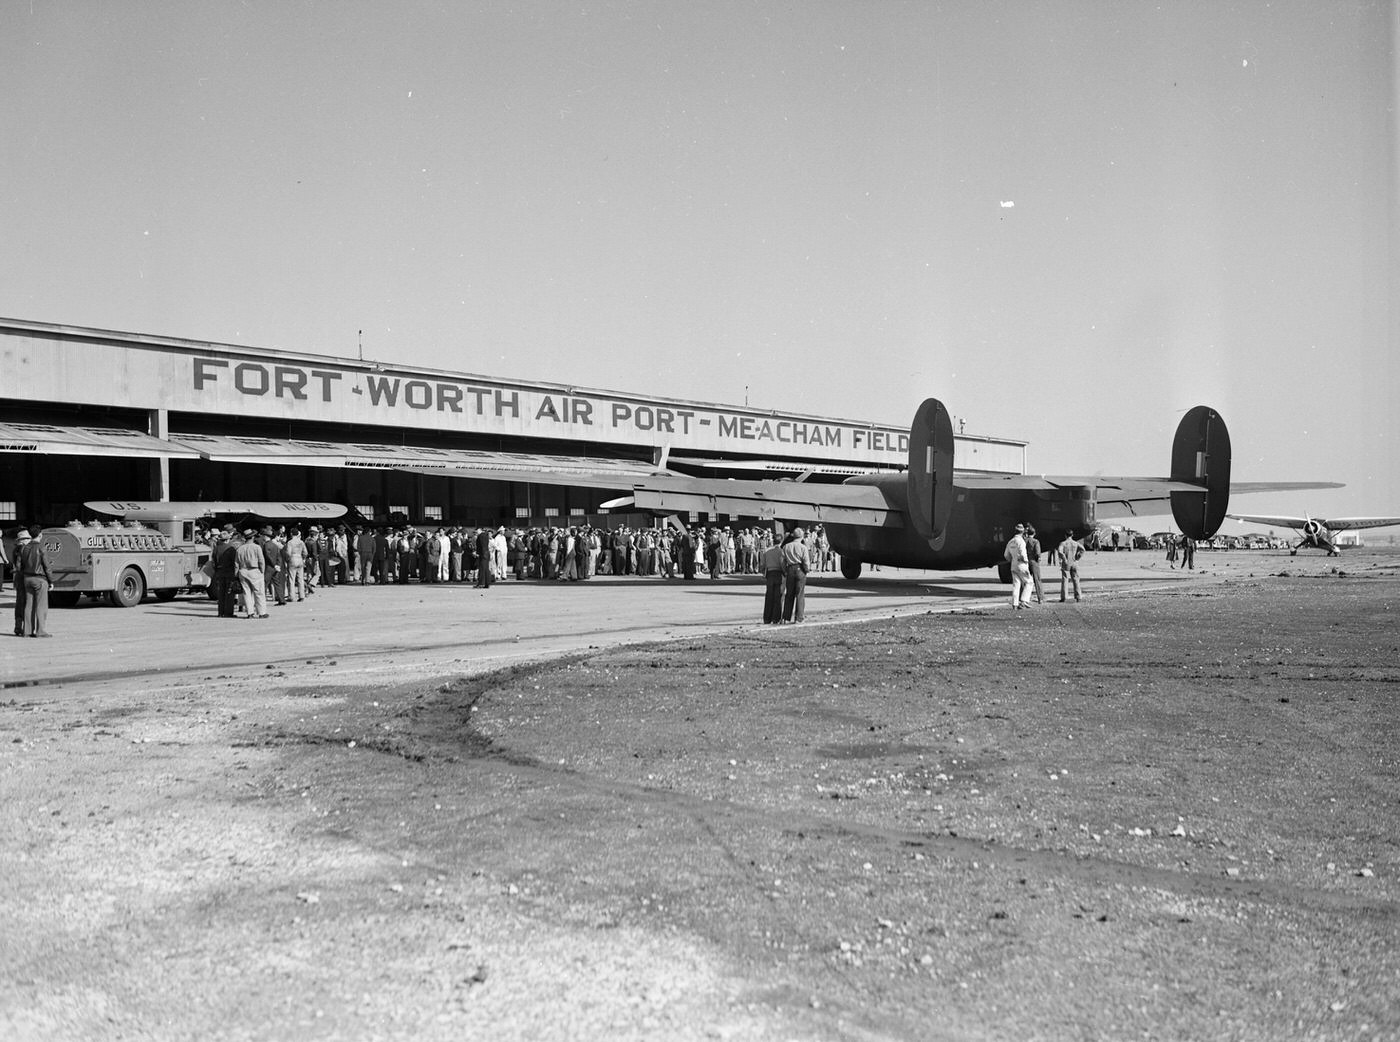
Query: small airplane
85 501 348 522
378 398 1338 582
1224 512 1400 556
82 501 348 545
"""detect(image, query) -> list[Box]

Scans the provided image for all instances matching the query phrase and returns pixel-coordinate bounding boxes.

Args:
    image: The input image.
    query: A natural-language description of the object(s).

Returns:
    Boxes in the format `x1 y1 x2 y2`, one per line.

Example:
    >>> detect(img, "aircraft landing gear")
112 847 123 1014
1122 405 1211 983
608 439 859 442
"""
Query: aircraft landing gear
840 557 862 581
997 561 1012 584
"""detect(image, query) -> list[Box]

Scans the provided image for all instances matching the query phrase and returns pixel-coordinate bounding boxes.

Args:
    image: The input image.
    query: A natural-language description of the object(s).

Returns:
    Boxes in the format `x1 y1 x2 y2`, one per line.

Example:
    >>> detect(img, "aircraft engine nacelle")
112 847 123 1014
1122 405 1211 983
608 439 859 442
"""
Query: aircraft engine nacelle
906 398 955 550
1170 405 1231 540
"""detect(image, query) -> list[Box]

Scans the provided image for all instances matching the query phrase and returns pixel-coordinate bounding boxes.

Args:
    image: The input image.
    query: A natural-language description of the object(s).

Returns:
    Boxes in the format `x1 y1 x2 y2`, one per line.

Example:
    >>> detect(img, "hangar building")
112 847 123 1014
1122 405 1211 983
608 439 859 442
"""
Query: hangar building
0 317 1025 528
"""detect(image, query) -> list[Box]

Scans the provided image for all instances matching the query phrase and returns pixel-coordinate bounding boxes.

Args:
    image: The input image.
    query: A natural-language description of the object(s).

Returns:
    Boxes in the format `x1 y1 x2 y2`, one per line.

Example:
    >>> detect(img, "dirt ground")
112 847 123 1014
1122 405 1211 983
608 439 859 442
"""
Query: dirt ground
2 551 1399 1041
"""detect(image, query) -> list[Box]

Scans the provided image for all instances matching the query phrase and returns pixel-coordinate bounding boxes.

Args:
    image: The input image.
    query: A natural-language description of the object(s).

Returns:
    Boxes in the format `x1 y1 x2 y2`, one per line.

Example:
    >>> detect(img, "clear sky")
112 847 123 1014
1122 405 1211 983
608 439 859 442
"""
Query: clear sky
3 1 1395 531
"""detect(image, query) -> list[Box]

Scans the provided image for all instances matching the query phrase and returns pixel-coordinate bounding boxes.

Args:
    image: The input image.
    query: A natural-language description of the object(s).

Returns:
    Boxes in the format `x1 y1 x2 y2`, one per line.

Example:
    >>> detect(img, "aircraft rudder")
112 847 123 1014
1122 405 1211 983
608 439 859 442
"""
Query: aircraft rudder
907 398 954 549
1170 405 1231 539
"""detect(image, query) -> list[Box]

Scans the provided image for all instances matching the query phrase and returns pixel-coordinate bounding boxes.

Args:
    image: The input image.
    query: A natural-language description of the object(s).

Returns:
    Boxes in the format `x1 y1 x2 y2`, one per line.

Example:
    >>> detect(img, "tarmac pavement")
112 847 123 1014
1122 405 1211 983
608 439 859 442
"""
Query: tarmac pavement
2 552 1217 690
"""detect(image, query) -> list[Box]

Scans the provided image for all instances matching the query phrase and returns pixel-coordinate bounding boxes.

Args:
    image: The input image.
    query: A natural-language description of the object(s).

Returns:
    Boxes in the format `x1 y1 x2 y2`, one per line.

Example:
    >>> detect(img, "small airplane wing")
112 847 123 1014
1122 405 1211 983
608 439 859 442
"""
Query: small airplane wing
1322 517 1400 531
385 456 673 492
1225 513 1311 530
1226 513 1400 532
86 501 349 520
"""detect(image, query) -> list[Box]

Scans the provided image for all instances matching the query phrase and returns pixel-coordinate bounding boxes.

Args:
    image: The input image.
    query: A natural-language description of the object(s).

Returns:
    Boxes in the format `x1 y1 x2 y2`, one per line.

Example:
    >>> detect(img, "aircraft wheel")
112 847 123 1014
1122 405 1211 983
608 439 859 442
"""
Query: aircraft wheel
110 567 147 608
48 590 80 608
840 557 862 581
1289 548 1297 556
997 561 1012 585
153 589 178 602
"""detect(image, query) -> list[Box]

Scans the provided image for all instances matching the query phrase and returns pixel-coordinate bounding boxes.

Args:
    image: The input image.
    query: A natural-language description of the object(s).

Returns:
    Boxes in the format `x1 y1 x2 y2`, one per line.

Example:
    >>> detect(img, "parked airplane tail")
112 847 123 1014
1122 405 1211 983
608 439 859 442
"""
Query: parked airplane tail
906 397 955 550
1170 405 1231 539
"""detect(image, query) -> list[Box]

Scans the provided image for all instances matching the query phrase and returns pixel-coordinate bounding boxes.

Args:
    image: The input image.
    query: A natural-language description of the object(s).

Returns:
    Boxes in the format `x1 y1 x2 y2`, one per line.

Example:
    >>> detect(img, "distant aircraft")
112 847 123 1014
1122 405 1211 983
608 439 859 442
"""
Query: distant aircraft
1224 512 1400 556
381 398 1338 582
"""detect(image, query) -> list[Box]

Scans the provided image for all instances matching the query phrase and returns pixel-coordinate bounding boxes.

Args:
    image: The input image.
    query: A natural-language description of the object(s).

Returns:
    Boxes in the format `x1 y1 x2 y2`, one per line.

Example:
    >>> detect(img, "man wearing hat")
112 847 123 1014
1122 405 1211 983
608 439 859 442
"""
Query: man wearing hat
1004 523 1034 609
760 533 785 624
234 528 268 618
10 529 30 635
212 528 241 617
780 527 809 623
473 525 493 588
14 529 55 637
1024 524 1045 605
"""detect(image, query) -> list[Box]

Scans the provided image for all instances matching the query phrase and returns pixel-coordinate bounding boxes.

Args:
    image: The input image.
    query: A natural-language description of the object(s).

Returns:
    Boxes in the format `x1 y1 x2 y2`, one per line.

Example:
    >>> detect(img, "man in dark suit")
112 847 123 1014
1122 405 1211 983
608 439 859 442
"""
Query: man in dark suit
474 527 493 588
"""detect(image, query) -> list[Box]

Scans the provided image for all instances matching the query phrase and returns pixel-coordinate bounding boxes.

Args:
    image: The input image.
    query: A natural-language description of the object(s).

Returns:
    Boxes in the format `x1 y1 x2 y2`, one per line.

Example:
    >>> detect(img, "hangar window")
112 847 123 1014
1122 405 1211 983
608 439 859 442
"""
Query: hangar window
355 504 375 520
544 508 559 518
390 504 408 517
423 505 443 521
0 501 15 521
514 507 530 519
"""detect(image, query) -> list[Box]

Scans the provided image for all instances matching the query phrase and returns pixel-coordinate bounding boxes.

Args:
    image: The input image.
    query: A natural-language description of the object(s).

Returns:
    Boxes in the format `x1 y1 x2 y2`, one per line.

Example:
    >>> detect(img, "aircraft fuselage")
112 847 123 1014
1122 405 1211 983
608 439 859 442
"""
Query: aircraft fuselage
825 473 1097 572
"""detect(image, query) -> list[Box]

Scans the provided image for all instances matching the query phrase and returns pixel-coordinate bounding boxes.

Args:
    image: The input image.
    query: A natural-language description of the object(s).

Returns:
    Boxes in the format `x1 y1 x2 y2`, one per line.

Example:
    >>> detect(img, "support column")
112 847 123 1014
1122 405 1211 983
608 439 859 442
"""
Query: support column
147 409 170 502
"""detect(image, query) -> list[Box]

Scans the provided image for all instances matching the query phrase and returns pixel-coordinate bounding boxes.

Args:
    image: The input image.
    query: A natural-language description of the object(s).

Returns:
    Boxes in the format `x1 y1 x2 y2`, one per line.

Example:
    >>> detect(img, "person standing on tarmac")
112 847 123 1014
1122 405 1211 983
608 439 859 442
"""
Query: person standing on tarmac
679 528 697 580
1057 529 1084 602
1024 525 1045 604
282 527 307 602
761 537 785 624
780 528 809 623
2 530 21 636
1004 523 1034 609
15 529 54 637
474 526 494 589
214 529 241 617
234 529 268 618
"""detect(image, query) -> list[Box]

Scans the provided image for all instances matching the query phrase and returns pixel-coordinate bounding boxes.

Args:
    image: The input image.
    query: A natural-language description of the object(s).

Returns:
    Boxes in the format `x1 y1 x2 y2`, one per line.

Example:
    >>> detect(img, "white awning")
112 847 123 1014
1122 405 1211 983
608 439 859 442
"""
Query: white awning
666 454 892 478
0 422 200 458
172 433 664 488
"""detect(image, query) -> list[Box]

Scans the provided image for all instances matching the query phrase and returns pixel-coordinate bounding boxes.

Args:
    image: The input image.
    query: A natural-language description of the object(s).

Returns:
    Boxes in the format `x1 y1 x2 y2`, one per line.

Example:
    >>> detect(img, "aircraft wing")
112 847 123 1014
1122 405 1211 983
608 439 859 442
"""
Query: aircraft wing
1228 513 1400 532
627 476 899 527
384 455 901 527
949 475 1340 518
86 501 348 520
1322 517 1400 531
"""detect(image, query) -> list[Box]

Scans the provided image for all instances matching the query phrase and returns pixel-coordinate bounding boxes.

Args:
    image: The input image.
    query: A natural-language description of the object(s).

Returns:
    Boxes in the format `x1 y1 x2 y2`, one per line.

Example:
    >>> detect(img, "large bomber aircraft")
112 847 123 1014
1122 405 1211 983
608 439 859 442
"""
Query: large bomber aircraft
385 398 1338 582
1224 512 1400 556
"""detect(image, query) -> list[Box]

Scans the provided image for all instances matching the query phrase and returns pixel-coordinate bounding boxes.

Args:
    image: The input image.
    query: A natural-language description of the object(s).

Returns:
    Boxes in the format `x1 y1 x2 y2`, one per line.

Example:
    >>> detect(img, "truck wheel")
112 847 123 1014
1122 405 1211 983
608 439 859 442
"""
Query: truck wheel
997 561 1012 584
153 589 178 602
840 557 862 581
110 567 147 608
48 590 81 608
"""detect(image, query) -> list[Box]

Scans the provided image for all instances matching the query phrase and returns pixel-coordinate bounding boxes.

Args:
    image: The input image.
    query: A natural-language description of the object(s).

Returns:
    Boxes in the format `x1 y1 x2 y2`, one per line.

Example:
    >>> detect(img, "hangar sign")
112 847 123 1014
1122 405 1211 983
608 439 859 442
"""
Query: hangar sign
0 326 914 465
186 356 907 457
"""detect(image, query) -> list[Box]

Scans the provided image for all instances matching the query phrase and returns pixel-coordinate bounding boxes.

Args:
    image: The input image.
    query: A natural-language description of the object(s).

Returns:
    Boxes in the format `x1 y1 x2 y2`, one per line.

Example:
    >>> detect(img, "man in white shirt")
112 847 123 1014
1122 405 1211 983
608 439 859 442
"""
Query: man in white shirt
1004 523 1034 609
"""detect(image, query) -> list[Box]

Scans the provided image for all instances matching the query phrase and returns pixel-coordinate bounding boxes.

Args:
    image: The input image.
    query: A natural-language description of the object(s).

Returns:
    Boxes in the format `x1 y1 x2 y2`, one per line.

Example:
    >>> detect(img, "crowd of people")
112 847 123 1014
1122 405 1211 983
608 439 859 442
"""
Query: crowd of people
6 515 1098 633
198 520 841 620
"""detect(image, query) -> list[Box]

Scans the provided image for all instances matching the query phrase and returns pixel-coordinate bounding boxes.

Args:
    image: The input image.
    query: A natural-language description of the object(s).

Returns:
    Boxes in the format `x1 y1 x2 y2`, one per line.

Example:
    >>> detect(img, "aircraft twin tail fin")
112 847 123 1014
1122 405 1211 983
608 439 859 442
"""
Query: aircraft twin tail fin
1170 406 1232 540
906 398 955 551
